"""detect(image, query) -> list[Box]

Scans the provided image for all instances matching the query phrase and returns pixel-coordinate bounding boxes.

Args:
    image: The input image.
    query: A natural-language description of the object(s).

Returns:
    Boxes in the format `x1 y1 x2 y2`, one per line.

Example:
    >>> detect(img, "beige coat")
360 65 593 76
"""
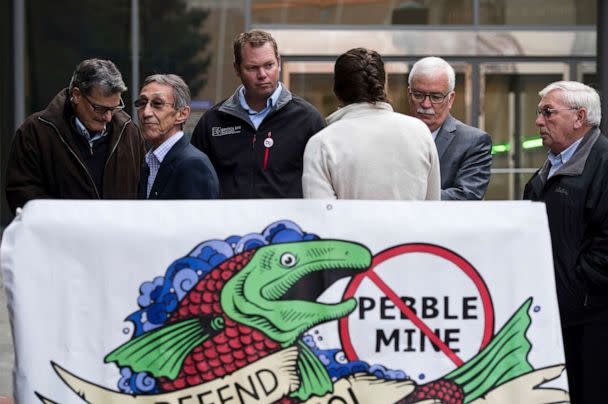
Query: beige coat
302 102 440 200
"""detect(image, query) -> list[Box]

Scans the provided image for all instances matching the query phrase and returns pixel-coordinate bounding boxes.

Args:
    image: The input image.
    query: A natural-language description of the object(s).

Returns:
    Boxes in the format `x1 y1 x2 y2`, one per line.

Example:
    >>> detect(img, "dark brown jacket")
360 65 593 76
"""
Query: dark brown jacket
5 89 145 214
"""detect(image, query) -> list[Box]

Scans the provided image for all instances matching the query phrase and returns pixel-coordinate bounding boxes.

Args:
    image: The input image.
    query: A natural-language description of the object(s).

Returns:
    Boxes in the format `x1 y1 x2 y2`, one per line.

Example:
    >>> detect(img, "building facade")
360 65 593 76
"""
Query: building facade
2 0 598 227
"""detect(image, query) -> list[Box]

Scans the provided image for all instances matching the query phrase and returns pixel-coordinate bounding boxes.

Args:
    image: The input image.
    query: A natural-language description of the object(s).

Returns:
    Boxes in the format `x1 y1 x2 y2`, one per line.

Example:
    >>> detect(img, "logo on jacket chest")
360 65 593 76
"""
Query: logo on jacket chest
553 186 569 197
211 126 242 137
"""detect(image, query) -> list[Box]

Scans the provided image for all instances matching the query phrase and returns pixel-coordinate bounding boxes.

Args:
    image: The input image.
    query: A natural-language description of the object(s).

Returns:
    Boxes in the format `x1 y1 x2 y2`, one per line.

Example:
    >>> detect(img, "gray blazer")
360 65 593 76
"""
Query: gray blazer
435 115 492 200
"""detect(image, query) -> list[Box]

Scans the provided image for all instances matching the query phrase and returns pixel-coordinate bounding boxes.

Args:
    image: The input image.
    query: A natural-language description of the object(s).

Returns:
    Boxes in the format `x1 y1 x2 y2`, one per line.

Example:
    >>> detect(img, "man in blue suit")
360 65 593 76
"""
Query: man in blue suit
408 57 492 200
137 74 219 199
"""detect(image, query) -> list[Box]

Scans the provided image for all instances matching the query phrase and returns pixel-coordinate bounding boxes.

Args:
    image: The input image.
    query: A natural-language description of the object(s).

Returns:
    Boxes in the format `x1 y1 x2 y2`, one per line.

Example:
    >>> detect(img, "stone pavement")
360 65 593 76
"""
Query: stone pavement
0 271 13 397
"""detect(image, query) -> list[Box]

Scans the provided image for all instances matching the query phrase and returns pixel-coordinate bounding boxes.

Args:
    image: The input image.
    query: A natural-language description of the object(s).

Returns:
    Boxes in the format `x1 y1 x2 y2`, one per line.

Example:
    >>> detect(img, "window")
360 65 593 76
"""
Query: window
251 0 473 25
481 64 566 199
480 0 596 25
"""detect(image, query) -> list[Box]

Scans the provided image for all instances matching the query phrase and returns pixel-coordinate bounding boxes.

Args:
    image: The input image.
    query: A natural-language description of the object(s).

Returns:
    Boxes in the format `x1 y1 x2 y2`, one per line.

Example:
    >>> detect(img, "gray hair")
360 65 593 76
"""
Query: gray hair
141 74 191 110
69 59 127 96
539 81 601 126
408 56 456 92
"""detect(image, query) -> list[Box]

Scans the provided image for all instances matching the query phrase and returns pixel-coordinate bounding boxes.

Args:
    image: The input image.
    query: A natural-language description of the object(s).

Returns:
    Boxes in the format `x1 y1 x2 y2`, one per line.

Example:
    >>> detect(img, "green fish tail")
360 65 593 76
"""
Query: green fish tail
290 339 333 401
105 316 224 379
445 298 534 403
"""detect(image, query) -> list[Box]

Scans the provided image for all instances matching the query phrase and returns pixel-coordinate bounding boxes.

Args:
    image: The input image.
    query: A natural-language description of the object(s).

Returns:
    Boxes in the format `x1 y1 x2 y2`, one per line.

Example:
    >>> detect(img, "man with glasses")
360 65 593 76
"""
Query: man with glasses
524 81 608 404
191 30 325 198
136 74 218 199
5 58 145 214
407 56 492 200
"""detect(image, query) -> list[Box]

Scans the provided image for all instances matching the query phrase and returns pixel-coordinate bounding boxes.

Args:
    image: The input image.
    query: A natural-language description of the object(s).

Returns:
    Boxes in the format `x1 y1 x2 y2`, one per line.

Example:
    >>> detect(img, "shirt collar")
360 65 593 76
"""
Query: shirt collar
238 82 282 114
146 131 184 164
74 116 107 141
548 137 583 166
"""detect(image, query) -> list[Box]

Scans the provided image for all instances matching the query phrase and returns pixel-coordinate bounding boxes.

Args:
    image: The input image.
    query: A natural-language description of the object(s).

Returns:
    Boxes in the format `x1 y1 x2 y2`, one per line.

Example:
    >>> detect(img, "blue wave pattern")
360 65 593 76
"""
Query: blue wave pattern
302 334 408 382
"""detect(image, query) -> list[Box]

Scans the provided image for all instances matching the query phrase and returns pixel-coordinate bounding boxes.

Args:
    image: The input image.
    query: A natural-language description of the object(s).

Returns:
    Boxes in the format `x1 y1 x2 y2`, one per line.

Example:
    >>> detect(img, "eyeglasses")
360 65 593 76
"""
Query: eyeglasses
536 106 578 118
82 93 125 115
134 98 176 110
409 90 451 104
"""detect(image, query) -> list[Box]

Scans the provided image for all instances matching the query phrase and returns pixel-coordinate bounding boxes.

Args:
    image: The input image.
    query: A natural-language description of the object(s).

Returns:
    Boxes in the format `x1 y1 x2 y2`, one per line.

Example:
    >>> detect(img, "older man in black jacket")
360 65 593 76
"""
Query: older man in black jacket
524 81 608 404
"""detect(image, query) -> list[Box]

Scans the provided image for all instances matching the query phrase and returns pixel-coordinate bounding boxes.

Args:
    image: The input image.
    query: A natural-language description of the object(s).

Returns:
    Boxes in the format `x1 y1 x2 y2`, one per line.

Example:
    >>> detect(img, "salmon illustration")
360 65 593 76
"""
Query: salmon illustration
105 240 372 401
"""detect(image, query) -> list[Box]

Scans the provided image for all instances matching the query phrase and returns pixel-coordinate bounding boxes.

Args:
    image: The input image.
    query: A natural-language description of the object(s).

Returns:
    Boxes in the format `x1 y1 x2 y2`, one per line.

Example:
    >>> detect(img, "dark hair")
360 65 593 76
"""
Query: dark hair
233 30 279 67
141 74 191 109
333 48 387 105
69 58 127 96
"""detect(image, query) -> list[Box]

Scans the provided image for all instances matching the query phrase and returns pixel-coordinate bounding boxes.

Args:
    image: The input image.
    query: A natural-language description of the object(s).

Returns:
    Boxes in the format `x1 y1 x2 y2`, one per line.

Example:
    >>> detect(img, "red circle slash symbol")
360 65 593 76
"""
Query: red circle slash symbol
340 243 494 368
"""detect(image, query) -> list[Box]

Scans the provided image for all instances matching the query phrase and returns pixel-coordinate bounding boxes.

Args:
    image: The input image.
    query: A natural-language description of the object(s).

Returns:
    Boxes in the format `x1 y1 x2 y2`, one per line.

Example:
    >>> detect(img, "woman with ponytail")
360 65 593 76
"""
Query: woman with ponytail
302 48 440 200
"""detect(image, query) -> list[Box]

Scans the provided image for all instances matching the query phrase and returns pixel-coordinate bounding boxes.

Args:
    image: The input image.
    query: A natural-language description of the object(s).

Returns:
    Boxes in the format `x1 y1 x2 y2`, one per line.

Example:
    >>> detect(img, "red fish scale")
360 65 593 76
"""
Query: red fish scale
399 379 464 404
158 249 282 392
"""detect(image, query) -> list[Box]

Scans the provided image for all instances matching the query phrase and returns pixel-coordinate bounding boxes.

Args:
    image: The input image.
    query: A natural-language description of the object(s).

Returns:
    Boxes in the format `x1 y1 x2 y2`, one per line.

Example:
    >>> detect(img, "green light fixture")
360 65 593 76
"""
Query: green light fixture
491 136 543 154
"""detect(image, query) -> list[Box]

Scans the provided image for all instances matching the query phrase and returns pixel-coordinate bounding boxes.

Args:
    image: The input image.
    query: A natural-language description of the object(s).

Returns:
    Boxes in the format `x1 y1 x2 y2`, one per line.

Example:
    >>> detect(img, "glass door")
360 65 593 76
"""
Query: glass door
480 63 568 199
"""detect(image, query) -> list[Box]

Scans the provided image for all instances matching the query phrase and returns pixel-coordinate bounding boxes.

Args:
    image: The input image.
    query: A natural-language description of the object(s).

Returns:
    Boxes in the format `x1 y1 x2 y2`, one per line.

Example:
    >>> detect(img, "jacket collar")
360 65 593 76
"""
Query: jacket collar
532 126 600 188
555 127 600 176
434 114 457 159
219 84 293 127
326 102 393 125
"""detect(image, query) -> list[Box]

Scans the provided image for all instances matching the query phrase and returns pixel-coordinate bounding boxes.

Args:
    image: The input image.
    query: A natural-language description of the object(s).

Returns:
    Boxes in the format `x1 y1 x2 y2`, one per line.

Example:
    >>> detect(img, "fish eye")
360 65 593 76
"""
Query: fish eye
334 351 348 364
280 252 297 268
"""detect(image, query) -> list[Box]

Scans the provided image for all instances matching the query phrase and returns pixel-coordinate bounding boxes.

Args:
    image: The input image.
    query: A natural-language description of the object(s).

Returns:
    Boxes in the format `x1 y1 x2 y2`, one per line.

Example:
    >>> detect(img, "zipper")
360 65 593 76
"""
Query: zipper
251 132 257 197
105 120 129 168
38 117 101 199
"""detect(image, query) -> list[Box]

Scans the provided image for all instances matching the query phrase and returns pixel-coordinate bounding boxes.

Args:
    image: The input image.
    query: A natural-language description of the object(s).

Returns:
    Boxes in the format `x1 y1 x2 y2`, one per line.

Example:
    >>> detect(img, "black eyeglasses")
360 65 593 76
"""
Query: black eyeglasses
536 106 578 118
134 98 176 110
409 90 451 104
82 93 125 115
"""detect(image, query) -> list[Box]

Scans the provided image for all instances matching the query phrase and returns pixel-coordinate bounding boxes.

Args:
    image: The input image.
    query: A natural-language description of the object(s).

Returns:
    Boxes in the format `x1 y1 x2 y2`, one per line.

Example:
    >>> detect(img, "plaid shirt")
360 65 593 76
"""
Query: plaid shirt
144 132 184 197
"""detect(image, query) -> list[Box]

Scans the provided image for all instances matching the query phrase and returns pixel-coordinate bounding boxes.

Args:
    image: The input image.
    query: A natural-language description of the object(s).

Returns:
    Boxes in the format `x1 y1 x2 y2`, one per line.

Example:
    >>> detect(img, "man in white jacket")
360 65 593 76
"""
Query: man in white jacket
302 48 440 200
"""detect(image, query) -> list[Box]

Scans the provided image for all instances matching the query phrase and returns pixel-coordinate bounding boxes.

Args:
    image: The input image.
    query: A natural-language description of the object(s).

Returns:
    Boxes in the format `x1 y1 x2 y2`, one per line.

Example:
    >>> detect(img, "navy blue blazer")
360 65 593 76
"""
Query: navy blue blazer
139 134 219 199
435 115 492 200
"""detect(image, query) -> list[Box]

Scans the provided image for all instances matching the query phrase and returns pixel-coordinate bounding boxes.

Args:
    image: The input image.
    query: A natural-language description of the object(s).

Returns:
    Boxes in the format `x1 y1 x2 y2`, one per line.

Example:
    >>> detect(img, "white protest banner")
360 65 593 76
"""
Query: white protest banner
1 200 568 403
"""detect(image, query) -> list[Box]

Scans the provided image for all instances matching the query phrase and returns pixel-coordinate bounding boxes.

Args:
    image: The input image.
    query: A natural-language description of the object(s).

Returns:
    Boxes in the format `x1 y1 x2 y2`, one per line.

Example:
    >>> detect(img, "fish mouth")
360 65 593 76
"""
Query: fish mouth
221 240 372 346
259 241 372 303
277 263 367 302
